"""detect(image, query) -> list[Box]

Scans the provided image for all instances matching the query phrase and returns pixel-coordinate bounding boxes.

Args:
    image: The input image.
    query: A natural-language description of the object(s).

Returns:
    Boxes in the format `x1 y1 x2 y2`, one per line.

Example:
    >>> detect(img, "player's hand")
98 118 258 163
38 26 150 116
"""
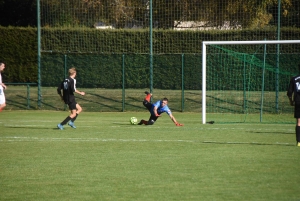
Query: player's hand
155 113 161 117
81 91 85 96
175 122 183 126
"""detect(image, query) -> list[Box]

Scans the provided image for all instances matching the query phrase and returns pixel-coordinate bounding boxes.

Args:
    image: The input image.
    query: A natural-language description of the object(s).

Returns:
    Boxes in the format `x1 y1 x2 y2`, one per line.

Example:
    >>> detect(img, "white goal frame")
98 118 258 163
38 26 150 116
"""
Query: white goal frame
202 40 300 124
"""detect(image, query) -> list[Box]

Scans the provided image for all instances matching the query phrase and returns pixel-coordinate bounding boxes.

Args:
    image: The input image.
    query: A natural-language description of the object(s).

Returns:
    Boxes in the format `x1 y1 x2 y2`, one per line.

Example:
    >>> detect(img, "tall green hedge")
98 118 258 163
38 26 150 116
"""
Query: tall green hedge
0 27 37 83
0 26 299 90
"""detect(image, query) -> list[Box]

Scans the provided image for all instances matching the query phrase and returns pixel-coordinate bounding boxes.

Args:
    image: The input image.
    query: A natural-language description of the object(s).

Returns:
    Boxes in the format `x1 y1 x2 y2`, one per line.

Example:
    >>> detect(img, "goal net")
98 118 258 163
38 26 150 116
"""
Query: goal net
202 40 300 124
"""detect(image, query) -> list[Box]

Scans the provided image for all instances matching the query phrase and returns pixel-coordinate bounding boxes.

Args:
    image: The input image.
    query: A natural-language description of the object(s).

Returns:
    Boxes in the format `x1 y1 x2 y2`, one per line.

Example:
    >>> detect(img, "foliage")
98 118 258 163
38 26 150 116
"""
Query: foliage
39 0 299 29
0 0 298 28
0 26 300 88
0 26 37 83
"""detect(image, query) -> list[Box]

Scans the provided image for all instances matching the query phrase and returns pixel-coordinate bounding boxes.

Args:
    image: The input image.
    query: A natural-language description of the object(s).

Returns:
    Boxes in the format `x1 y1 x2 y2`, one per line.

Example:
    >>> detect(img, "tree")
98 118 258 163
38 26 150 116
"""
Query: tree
3 0 296 29
0 0 36 27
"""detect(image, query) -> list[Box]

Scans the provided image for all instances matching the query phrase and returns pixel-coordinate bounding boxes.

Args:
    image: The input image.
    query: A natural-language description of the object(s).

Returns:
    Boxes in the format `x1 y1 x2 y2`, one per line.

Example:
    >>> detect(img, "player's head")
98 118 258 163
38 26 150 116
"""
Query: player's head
0 62 5 72
68 67 77 76
161 97 168 106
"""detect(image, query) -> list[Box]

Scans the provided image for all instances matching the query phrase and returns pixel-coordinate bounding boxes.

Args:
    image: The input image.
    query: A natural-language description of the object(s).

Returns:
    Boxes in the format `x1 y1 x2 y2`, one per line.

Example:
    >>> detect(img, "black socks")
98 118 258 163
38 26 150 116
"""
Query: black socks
296 126 300 142
61 116 71 125
72 113 78 122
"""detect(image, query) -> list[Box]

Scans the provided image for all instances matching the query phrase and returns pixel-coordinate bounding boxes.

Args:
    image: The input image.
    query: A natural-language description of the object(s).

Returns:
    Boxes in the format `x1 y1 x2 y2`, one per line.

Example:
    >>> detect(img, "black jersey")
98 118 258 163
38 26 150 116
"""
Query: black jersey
57 77 76 104
287 75 300 103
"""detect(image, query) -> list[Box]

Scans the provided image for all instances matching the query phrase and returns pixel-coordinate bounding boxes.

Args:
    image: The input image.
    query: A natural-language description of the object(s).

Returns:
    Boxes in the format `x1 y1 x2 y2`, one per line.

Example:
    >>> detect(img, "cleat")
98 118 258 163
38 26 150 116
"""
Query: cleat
138 120 148 125
68 121 76 129
57 124 64 130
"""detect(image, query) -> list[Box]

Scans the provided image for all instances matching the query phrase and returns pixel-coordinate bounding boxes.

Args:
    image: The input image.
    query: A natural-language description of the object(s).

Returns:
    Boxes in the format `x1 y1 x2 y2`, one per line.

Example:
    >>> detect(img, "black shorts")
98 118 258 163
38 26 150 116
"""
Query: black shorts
143 100 159 125
295 102 300 118
68 101 77 110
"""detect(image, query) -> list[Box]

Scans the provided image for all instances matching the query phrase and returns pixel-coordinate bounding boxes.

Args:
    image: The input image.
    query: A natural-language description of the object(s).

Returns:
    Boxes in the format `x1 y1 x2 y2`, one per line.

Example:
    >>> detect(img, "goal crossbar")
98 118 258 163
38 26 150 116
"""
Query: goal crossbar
202 40 300 124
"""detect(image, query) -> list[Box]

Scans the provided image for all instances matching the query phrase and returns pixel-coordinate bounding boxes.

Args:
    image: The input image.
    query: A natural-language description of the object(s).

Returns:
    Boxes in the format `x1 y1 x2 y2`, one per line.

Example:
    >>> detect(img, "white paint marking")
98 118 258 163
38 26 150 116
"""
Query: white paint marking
0 137 294 145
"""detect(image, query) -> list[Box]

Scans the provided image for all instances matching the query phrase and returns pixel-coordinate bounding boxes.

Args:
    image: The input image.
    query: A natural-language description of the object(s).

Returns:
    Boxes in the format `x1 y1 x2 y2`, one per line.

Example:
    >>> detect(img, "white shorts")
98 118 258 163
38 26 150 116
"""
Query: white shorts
0 86 5 104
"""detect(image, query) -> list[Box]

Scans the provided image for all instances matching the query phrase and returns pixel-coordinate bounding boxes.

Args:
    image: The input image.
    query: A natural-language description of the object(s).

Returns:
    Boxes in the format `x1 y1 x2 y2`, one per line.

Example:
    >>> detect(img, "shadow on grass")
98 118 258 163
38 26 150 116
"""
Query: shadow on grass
247 131 294 134
5 126 58 130
202 141 294 146
40 100 59 110
78 93 145 111
6 97 29 110
112 122 139 126
206 95 244 113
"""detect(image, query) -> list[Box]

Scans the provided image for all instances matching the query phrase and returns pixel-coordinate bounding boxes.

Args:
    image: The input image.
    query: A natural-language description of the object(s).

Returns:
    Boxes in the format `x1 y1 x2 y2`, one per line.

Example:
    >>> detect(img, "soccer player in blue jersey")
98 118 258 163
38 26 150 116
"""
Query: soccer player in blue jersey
57 67 85 130
138 92 183 126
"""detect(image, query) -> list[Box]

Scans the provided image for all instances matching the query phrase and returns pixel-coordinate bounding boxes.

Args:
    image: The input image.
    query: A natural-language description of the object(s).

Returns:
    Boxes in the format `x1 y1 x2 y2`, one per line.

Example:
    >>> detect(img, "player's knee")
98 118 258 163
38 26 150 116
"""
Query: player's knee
76 105 82 113
147 119 155 125
143 100 148 106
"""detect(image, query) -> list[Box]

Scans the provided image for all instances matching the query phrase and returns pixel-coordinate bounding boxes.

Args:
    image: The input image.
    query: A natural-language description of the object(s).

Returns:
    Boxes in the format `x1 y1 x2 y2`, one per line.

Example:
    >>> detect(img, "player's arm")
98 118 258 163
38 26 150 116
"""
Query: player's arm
288 96 294 106
75 89 85 96
71 79 85 96
57 83 63 101
1 83 7 89
153 106 161 116
169 113 183 126
287 79 294 106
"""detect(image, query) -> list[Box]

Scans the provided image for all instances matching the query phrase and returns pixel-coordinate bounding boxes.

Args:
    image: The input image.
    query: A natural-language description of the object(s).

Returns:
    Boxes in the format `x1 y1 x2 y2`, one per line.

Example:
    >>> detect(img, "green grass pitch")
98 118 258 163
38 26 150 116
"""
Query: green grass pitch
0 111 299 201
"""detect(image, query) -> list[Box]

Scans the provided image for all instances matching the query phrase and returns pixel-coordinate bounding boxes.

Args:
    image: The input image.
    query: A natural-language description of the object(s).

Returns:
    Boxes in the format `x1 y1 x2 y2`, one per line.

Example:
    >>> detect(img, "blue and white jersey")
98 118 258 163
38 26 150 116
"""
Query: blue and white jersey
151 100 172 116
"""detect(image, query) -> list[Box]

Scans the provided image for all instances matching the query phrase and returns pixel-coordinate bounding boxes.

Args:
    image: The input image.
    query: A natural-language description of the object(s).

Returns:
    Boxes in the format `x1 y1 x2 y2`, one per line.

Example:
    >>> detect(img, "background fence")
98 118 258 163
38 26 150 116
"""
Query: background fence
35 0 300 122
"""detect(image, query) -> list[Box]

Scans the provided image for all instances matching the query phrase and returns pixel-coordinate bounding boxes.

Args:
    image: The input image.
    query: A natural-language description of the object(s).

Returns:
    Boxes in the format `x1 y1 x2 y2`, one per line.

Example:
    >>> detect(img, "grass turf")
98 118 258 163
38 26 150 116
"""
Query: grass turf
0 111 299 201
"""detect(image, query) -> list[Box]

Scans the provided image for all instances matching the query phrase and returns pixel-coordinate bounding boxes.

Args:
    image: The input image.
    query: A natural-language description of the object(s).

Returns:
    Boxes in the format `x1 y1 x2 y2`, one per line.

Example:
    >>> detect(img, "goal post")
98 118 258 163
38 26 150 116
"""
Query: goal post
202 40 300 124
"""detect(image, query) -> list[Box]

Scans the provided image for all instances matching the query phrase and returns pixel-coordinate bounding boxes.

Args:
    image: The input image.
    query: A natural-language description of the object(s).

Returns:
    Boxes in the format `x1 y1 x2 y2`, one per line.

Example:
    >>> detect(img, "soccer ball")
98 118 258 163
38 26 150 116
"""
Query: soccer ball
130 117 138 125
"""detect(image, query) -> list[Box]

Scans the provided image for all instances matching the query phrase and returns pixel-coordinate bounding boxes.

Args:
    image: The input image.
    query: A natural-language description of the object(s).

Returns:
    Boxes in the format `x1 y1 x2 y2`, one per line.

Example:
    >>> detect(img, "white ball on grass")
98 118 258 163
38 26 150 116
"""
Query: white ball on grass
130 117 138 125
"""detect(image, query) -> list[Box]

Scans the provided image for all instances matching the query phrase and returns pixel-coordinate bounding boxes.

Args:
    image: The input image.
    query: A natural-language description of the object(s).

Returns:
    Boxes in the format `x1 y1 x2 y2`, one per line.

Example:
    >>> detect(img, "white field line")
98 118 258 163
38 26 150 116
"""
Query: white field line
0 120 295 125
0 137 195 143
0 123 294 132
0 137 294 146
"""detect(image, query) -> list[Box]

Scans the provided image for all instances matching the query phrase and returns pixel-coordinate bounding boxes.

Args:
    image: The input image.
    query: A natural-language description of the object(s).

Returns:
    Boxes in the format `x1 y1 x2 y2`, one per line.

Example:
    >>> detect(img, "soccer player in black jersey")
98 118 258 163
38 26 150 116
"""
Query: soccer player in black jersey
287 64 300 146
57 67 85 130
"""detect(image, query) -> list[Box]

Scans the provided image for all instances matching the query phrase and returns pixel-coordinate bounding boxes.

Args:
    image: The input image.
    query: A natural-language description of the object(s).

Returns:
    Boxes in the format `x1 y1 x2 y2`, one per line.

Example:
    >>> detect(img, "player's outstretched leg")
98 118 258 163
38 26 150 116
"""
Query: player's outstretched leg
143 91 153 111
138 119 155 126
140 92 154 126
138 119 148 125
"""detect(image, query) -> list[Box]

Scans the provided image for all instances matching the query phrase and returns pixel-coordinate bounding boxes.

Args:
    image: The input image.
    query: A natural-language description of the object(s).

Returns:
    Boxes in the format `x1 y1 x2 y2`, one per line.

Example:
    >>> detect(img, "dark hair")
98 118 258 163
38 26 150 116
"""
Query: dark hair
162 97 168 102
0 62 4 65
